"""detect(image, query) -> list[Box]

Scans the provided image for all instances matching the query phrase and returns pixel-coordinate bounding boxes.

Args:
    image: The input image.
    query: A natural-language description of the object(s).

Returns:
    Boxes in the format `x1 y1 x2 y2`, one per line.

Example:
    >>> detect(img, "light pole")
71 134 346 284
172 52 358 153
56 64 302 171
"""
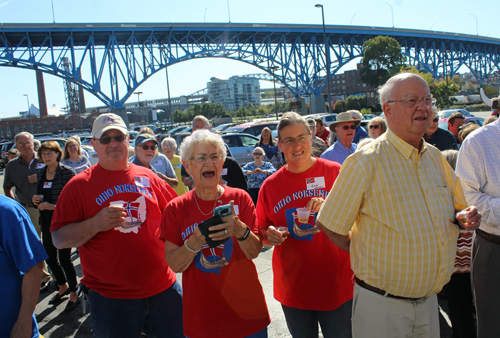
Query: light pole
469 13 478 35
315 4 333 113
440 51 450 109
385 2 394 29
267 66 279 120
23 94 33 133
350 15 356 25
135 91 143 124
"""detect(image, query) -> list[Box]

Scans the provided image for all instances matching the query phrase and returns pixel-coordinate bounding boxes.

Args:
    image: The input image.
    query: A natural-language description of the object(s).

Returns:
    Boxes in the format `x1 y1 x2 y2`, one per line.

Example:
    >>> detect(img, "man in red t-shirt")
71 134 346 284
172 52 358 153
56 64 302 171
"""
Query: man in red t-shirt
314 117 331 146
51 114 183 337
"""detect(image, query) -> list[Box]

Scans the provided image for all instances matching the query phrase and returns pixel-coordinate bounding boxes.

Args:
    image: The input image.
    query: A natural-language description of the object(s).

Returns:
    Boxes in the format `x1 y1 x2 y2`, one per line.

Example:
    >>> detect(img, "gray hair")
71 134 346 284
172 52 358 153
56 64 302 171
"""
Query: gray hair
161 137 177 149
192 115 210 129
254 146 266 156
441 149 458 171
180 129 227 162
278 112 311 139
378 73 426 105
14 132 34 143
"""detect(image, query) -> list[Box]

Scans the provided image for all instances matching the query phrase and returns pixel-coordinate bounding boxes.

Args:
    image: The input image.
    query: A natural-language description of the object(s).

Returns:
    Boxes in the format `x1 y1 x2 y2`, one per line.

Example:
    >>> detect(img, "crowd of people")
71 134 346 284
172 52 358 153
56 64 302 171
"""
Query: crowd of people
1 71 499 338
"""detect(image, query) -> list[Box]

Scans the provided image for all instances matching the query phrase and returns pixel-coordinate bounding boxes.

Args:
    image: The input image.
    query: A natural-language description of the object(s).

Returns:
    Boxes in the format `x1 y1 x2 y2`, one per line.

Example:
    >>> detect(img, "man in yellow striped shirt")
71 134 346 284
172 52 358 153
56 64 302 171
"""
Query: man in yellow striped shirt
317 73 481 338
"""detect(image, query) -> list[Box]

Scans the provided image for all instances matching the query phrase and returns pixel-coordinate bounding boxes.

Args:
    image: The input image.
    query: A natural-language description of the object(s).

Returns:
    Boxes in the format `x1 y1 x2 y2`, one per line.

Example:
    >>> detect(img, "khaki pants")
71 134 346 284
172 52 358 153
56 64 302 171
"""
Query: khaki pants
352 283 439 338
25 205 51 283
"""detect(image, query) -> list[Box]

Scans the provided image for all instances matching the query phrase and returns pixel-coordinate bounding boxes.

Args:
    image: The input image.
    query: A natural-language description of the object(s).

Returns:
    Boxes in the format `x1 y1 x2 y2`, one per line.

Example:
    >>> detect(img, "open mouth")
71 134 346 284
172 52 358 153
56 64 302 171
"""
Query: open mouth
202 171 216 179
414 116 427 121
293 151 304 156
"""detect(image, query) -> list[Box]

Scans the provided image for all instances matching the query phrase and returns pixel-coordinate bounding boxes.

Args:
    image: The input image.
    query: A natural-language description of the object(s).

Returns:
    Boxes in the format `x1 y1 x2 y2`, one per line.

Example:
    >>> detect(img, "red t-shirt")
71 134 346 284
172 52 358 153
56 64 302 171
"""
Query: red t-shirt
317 128 331 146
256 158 353 311
160 187 270 338
51 163 178 299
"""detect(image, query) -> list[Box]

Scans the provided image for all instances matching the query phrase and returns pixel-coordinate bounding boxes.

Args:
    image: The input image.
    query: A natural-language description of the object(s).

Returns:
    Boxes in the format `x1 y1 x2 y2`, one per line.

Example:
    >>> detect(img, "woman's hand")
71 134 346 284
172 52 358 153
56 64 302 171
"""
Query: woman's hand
266 225 288 246
208 201 247 241
32 195 42 206
37 202 54 211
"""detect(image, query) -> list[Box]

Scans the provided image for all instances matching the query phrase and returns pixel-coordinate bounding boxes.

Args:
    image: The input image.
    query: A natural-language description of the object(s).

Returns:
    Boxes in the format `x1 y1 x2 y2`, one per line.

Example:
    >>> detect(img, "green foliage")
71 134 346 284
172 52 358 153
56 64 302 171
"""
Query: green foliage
359 36 406 88
480 85 499 99
334 100 346 113
346 95 367 111
429 78 460 108
360 108 372 115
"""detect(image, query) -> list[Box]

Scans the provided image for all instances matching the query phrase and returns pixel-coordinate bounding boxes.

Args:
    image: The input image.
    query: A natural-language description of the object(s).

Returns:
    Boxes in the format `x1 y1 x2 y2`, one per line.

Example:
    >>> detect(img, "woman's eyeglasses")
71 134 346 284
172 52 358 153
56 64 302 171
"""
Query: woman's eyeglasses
369 125 380 130
141 145 157 151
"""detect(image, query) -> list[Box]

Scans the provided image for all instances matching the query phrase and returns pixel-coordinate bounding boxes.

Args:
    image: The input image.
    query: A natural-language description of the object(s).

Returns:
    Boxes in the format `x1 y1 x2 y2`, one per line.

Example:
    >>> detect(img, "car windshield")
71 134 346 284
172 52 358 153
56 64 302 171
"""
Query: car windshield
225 126 245 133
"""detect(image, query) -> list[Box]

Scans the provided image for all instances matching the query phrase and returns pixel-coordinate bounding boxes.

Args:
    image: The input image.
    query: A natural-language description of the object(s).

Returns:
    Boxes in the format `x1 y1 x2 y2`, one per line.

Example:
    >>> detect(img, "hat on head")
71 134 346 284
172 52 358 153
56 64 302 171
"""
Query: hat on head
135 134 158 146
328 112 360 130
92 113 128 139
348 110 363 120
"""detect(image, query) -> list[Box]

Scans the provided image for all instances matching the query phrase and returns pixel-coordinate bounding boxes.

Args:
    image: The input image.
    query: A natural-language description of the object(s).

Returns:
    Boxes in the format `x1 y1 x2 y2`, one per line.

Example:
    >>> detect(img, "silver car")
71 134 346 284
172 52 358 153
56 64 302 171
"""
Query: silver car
221 133 260 166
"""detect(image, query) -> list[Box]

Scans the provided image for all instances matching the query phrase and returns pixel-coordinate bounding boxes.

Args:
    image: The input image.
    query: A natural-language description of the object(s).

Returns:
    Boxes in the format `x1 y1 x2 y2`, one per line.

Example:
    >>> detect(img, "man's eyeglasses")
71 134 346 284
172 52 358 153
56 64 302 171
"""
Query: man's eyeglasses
141 144 157 151
253 153 263 156
341 125 356 131
387 95 434 108
280 134 310 146
191 154 223 163
369 125 380 130
94 135 126 144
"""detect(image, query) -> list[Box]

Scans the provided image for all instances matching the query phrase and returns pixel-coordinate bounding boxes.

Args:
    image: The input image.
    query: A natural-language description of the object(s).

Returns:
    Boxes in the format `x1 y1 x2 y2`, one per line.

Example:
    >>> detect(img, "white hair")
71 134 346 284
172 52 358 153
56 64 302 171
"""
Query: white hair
14 132 34 143
378 73 426 105
192 115 210 129
180 129 227 162
161 137 176 149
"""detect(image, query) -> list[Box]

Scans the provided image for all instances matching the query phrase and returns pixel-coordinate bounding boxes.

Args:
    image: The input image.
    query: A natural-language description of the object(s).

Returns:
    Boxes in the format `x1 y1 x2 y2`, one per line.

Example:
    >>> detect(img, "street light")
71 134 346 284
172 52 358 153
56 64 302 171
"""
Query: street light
23 94 33 132
469 13 478 36
385 2 394 29
134 91 143 123
315 4 333 113
267 66 279 120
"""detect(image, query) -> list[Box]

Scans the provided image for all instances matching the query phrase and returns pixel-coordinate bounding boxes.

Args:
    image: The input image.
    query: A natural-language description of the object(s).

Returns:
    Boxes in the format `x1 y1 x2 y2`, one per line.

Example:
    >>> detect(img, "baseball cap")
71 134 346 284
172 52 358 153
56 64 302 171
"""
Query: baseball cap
135 134 158 146
92 113 128 139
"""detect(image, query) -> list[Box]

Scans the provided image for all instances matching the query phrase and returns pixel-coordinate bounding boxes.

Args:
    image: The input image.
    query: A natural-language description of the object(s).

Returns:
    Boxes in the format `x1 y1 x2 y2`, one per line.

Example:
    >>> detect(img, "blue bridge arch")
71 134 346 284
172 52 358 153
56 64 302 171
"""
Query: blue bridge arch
1 23 499 109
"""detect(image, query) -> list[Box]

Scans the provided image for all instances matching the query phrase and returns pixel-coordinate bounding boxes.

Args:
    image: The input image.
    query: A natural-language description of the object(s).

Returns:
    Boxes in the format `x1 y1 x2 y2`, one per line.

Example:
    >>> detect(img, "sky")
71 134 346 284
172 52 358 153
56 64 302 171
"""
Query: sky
0 0 498 118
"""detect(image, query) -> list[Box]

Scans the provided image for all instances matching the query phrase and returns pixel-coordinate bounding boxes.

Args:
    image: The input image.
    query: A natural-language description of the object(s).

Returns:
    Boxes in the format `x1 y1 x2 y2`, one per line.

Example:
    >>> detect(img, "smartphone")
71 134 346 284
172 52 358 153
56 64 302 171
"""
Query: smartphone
213 204 232 217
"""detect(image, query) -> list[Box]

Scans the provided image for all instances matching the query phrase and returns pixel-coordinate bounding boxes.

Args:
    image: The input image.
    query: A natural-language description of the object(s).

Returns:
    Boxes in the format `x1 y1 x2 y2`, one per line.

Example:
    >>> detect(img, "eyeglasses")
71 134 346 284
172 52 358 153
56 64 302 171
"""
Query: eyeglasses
340 125 356 131
17 142 33 147
163 145 175 149
94 135 126 144
41 152 56 158
369 125 380 130
432 117 439 122
141 144 157 151
253 153 263 156
280 134 310 146
387 95 434 108
191 154 223 163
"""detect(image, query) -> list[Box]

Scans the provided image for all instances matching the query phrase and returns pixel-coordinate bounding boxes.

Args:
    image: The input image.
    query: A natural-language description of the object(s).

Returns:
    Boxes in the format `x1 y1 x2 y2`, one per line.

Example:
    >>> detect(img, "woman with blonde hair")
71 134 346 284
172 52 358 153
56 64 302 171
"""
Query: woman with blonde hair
242 146 276 206
161 137 189 196
62 138 91 174
367 116 387 139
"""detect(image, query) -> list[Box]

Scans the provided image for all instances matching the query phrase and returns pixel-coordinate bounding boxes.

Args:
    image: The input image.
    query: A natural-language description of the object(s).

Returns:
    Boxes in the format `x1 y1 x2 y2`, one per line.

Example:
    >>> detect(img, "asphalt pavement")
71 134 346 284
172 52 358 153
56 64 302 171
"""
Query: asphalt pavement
0 167 455 338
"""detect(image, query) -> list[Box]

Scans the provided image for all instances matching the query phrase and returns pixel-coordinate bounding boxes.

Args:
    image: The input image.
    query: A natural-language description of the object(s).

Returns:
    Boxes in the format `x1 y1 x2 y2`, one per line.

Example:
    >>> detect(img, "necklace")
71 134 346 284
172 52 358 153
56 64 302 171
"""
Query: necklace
47 168 57 175
194 186 220 216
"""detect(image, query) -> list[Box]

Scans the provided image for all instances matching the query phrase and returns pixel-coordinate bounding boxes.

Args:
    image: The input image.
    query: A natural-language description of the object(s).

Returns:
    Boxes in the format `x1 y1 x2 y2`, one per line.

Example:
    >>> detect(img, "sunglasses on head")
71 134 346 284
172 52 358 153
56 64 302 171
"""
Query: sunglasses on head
141 144 157 151
369 125 380 129
95 135 126 144
341 125 356 130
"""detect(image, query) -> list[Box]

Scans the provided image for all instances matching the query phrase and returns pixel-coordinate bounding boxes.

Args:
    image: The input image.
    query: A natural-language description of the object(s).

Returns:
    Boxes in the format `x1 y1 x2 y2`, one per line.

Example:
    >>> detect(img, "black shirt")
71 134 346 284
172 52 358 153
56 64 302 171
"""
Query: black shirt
424 128 458 151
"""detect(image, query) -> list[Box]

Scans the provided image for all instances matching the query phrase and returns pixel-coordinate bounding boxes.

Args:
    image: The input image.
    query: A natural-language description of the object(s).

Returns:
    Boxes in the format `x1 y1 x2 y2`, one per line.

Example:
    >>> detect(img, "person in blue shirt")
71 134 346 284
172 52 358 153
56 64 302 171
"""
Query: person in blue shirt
349 110 369 144
0 195 48 338
321 112 358 165
255 127 283 170
242 147 276 206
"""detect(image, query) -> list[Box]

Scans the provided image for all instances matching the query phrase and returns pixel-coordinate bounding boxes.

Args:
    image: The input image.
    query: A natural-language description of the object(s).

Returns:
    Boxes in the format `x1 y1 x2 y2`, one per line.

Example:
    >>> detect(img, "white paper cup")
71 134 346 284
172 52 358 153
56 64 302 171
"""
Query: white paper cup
277 227 288 233
109 201 124 208
296 208 310 224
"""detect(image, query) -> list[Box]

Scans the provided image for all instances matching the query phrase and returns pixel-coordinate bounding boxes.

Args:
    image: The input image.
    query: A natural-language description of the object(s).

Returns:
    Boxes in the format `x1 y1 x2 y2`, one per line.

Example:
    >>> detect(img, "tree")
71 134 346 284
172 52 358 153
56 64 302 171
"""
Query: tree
359 36 405 88
429 78 460 108
346 95 367 111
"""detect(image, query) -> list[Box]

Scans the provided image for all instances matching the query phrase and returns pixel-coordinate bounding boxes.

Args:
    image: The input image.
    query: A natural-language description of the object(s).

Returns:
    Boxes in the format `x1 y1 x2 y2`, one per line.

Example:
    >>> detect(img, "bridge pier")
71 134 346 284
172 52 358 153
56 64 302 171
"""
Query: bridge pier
309 95 327 115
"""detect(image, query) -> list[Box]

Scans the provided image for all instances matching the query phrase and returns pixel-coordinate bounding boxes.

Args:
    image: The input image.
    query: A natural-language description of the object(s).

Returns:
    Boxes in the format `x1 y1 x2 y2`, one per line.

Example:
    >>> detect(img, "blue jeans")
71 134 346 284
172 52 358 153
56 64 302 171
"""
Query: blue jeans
282 300 352 338
88 281 184 338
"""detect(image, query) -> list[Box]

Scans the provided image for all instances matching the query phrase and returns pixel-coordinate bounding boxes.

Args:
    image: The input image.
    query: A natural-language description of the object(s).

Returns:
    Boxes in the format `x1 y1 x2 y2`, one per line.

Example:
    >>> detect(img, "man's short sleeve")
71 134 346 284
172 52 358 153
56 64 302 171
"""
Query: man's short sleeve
164 157 176 179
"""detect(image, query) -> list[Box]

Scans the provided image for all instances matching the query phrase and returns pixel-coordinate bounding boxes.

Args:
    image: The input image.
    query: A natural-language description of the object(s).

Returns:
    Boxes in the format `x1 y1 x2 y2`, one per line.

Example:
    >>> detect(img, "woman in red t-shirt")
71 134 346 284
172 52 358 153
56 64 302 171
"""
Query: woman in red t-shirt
257 112 353 338
160 129 270 338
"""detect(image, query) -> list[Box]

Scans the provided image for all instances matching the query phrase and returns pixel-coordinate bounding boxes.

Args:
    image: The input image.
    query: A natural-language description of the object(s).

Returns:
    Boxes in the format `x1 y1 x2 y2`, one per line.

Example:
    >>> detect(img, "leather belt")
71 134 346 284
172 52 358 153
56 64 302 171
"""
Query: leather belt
355 277 422 301
476 229 500 245
19 202 35 208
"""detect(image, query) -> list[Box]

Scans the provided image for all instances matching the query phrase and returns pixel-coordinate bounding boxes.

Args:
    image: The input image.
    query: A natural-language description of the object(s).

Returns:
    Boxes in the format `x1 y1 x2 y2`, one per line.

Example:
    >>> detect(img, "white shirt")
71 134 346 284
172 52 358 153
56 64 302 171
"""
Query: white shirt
456 119 500 235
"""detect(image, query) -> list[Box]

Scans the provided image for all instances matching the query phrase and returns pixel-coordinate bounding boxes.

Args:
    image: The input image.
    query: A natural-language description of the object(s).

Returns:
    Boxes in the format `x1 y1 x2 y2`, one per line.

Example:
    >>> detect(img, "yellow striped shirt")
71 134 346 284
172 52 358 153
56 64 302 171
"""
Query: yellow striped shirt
317 129 467 298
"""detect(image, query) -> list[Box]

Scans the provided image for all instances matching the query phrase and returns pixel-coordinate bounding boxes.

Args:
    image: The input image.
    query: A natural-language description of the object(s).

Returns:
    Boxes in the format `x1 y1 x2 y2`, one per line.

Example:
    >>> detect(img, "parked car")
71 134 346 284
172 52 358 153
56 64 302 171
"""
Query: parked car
321 114 338 126
212 123 238 133
438 116 484 130
221 133 260 166
224 122 279 139
362 114 377 120
438 109 475 119
0 142 15 168
167 126 189 136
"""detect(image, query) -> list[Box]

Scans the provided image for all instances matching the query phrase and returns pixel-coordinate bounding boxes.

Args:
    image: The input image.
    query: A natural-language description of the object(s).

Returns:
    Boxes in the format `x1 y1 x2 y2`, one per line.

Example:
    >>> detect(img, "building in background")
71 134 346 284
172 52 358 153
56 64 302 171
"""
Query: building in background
208 76 261 111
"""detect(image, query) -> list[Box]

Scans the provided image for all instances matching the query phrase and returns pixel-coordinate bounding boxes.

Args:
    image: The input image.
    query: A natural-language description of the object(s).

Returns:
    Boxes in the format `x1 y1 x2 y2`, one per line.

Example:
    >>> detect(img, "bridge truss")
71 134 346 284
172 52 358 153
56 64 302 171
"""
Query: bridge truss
1 23 499 109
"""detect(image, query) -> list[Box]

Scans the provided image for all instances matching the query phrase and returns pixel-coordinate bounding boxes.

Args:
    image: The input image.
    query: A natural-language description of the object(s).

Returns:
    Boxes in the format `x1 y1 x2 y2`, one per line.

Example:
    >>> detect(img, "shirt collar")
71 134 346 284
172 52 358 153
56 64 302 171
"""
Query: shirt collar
386 129 428 160
334 141 356 153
